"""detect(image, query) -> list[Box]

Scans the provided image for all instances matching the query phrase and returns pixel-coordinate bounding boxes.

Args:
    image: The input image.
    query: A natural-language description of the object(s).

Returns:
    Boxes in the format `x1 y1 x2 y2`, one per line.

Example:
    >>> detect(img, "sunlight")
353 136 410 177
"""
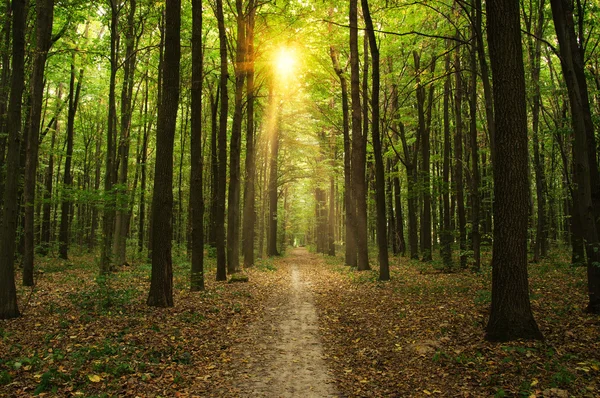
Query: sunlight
274 47 296 79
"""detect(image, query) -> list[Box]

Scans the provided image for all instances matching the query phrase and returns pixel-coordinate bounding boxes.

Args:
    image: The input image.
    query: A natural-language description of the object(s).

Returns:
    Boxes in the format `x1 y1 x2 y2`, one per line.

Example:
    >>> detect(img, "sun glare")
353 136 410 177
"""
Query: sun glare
274 47 296 78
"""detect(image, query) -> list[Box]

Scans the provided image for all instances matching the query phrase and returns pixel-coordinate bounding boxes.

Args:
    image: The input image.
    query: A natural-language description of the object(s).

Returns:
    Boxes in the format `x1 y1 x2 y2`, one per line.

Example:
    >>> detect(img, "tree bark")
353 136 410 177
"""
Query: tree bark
147 0 180 307
0 0 26 319
190 0 204 291
485 0 543 341
215 0 228 280
362 0 388 280
23 0 54 285
350 0 369 270
242 1 256 267
227 0 246 274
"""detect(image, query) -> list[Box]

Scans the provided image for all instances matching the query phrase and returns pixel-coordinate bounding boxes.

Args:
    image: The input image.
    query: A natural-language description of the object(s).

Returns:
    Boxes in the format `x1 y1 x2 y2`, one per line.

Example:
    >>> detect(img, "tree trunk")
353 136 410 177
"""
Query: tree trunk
550 0 600 313
453 48 467 269
468 27 481 272
0 0 26 319
147 0 180 307
190 0 204 291
59 50 84 260
242 1 256 267
113 0 137 267
485 0 543 341
440 51 452 269
329 44 355 266
23 0 54 285
227 0 246 274
362 0 388 280
350 0 369 270
267 95 279 257
215 0 228 280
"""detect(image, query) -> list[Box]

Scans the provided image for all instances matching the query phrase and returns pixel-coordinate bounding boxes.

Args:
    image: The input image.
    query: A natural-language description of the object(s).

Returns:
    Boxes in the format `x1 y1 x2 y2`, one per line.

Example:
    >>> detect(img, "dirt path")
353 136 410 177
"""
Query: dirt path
231 248 338 397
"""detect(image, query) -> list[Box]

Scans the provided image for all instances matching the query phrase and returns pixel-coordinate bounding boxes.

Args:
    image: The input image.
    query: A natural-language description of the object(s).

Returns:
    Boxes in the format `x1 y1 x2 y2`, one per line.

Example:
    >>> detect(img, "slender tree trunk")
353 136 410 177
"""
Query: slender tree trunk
468 27 481 271
227 0 246 274
362 0 388 279
215 0 228 280
59 51 84 259
454 49 467 269
242 1 256 267
23 0 54 285
0 0 26 319
138 73 150 253
147 0 180 307
208 83 219 247
441 52 453 269
190 0 204 291
100 0 120 273
0 0 11 204
350 0 369 270
329 44 355 266
485 0 542 341
113 0 137 267
267 96 279 257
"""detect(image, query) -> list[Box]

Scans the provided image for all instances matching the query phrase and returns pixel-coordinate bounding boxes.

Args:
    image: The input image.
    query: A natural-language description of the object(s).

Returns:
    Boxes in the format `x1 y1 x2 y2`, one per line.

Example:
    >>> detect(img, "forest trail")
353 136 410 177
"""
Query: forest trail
231 247 338 397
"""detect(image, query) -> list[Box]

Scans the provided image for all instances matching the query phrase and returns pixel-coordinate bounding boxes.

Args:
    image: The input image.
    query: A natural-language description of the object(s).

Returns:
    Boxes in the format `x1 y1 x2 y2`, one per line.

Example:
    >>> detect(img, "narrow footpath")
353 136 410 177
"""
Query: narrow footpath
231 248 338 397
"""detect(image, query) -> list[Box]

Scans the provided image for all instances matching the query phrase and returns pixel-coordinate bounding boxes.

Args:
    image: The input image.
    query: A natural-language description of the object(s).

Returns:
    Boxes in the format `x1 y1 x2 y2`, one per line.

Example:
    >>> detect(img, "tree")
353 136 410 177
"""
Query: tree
23 0 55 285
215 0 228 280
190 0 204 291
550 0 600 313
147 0 180 307
361 0 388 280
0 0 26 319
349 0 369 270
485 0 543 341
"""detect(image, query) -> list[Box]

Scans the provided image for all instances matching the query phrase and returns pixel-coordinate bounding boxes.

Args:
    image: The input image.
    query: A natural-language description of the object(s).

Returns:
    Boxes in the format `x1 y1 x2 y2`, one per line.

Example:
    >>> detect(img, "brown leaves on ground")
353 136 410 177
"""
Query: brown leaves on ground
1 249 599 397
311 251 600 397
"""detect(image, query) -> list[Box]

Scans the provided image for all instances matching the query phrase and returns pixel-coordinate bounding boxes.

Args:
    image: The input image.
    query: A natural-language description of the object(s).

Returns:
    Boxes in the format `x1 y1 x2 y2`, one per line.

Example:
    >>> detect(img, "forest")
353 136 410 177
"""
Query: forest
0 0 599 396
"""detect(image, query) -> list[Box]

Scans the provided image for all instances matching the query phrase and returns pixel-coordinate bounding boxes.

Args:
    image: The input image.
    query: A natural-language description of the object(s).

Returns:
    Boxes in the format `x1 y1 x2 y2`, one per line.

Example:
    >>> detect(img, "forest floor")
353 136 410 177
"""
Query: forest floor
1 246 599 397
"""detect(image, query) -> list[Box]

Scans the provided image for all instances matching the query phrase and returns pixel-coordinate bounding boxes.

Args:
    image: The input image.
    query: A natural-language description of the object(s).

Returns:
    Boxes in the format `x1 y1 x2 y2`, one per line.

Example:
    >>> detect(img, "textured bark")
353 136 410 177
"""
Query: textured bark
190 0 204 291
215 0 228 280
453 49 467 269
362 0 388 280
113 0 137 267
0 0 11 204
58 50 84 260
147 0 180 307
329 44 355 266
440 52 452 269
550 0 600 313
0 0 26 319
227 0 246 274
350 0 369 270
468 29 481 272
100 0 120 274
242 1 256 267
23 0 54 285
485 0 542 341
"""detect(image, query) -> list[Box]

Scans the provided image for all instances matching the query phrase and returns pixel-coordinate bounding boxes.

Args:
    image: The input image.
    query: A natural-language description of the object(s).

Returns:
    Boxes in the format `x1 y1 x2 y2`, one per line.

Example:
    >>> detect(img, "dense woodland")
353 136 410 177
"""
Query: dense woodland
0 0 599 359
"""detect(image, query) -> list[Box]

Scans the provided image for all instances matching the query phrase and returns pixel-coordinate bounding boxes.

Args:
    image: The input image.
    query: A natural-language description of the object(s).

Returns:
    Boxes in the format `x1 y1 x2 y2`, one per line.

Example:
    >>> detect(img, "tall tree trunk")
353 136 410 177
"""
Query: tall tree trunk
190 0 204 291
147 0 180 307
362 0 388 280
454 48 467 269
242 1 256 267
100 0 120 273
0 0 11 204
440 52 453 269
215 0 228 280
485 0 543 341
350 0 369 270
23 0 54 285
329 44 355 266
267 93 279 257
138 73 150 253
59 51 84 259
550 0 600 313
0 0 26 319
113 0 137 267
468 27 481 271
208 82 219 247
227 0 246 274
